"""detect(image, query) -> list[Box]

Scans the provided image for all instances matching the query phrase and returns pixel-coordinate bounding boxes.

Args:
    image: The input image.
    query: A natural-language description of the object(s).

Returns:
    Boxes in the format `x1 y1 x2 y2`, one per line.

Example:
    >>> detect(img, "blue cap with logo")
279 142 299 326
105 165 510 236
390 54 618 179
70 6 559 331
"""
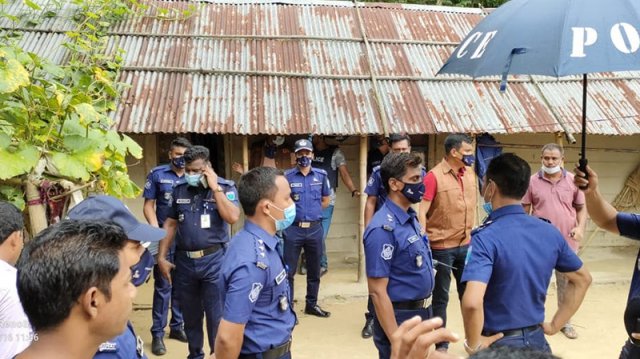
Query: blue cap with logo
294 139 313 153
67 195 165 246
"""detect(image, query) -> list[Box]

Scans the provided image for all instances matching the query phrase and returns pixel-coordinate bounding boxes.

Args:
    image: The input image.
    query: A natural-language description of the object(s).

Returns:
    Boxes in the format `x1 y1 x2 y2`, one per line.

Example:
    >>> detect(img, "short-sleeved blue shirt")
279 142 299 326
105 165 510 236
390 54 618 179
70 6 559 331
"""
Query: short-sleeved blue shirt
221 221 295 354
462 204 583 333
618 213 640 301
365 166 427 211
167 178 239 251
284 166 331 222
142 164 183 227
364 200 435 302
94 321 146 359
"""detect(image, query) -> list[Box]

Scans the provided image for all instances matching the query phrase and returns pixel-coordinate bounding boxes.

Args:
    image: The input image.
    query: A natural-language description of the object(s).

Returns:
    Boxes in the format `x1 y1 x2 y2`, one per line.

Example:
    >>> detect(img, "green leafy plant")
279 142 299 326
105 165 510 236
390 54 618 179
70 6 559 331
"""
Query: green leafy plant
0 0 146 231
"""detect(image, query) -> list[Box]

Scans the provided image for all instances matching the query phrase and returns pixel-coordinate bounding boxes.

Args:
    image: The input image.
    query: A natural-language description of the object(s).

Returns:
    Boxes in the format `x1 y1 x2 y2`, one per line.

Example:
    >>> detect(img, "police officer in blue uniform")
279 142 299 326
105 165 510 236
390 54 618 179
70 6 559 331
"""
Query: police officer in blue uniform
461 154 591 355
216 167 296 359
66 195 166 359
142 137 190 355
574 165 640 358
361 133 424 339
283 139 332 318
157 145 240 359
364 152 435 359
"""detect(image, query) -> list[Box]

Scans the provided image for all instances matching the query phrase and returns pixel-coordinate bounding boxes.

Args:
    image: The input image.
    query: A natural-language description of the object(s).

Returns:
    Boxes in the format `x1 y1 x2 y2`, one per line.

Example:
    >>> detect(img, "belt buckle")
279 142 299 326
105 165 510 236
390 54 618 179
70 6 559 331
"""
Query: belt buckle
422 297 432 309
299 222 310 228
187 250 204 259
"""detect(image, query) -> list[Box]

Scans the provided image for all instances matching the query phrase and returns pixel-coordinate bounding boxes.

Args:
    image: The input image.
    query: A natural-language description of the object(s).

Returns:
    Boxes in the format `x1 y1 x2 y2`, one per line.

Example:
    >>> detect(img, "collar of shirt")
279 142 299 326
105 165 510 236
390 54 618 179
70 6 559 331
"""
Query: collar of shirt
537 168 567 181
0 258 15 273
440 158 466 177
385 199 417 225
243 220 278 251
488 204 526 221
293 166 319 177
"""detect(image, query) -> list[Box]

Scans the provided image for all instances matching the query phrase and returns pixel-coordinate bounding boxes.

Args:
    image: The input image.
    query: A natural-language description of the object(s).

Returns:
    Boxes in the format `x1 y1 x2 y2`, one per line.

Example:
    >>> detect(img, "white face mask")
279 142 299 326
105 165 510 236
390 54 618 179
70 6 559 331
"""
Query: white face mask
541 165 561 174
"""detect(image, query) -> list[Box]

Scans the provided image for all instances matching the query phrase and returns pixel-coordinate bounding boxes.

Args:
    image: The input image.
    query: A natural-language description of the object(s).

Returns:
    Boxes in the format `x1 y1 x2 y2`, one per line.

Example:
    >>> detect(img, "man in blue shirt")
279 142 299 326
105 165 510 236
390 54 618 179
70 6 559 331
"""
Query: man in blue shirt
283 139 332 318
574 165 640 358
157 145 240 359
216 167 296 359
364 152 435 359
142 137 191 355
362 133 422 339
311 135 360 276
67 195 166 359
461 153 592 355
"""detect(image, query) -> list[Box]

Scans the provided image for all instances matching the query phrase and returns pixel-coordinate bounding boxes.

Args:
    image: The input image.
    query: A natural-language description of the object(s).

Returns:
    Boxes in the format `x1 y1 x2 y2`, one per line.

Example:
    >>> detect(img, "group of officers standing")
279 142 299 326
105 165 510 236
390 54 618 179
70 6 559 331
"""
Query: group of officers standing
135 132 598 359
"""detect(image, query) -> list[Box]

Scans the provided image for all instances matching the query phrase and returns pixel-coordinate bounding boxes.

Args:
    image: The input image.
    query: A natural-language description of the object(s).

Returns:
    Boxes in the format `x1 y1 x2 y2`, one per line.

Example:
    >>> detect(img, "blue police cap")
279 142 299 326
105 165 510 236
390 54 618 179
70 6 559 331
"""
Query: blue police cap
294 139 313 153
67 195 165 246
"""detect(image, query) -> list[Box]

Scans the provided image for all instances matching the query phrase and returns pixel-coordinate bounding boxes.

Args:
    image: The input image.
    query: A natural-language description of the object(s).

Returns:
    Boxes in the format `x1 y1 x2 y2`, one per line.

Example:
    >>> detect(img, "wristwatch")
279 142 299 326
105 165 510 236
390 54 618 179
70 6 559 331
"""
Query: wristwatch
214 185 224 193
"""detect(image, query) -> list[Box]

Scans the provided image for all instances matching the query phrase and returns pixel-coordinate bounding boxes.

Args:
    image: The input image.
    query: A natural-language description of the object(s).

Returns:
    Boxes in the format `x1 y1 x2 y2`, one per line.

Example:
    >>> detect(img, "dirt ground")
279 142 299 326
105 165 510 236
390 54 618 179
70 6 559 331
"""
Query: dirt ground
131 247 636 359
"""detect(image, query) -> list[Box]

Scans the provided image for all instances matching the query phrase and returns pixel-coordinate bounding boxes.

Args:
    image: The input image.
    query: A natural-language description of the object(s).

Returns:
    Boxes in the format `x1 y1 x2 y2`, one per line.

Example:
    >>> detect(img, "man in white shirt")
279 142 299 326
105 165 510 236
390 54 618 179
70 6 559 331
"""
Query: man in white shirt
0 201 33 358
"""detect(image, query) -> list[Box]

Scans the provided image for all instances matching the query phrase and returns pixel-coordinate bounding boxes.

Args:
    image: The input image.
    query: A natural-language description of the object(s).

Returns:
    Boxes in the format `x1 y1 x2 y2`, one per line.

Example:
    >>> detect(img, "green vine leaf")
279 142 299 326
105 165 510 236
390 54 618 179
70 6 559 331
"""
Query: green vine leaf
0 56 30 94
0 144 39 179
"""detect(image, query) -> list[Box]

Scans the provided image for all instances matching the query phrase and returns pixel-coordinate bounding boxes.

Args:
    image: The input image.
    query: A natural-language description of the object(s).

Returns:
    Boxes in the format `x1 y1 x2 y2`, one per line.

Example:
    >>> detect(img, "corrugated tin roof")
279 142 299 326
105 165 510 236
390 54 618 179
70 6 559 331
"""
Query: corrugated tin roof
3 0 640 135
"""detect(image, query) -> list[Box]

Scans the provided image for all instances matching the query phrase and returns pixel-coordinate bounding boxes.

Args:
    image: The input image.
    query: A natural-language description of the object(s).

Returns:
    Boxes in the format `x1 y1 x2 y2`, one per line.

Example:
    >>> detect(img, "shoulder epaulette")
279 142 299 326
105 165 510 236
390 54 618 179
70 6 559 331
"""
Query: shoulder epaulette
254 238 269 270
314 168 328 176
218 177 236 186
471 219 494 235
150 164 170 173
372 165 381 173
284 168 296 176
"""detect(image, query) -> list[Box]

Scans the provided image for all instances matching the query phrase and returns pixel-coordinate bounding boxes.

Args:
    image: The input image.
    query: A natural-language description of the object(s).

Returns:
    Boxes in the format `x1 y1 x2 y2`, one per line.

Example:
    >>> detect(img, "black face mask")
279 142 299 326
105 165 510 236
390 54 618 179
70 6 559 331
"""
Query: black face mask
172 156 186 169
401 181 425 204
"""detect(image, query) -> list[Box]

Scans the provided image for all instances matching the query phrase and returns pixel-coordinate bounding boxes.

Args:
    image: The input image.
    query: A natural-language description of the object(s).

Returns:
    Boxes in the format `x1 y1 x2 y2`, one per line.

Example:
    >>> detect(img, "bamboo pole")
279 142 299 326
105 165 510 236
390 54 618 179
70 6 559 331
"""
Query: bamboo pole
25 181 47 236
242 136 249 175
358 135 368 283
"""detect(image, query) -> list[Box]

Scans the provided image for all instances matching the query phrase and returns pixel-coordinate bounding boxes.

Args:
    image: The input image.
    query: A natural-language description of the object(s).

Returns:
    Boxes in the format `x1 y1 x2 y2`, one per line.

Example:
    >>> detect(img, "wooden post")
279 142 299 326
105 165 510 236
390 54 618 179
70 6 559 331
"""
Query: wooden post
358 135 368 283
242 136 249 174
555 132 564 148
25 180 47 236
224 134 232 179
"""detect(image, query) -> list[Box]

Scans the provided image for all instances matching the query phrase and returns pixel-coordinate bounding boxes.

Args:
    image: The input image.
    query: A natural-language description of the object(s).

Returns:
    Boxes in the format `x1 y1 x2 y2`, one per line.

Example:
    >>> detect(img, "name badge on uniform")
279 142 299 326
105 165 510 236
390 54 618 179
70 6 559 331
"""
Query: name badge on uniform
279 295 289 311
416 255 423 268
176 198 190 204
275 269 287 285
201 214 211 228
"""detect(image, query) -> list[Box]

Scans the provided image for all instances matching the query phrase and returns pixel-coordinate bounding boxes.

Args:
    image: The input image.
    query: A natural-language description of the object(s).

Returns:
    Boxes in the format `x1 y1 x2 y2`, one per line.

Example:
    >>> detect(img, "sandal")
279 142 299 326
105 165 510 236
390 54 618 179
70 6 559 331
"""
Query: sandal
560 325 578 339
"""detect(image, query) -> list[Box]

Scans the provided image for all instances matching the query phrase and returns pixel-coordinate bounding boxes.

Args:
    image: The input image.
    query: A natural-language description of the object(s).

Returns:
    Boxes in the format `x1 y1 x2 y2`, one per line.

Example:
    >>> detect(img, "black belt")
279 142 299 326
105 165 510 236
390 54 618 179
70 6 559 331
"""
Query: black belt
238 340 292 359
483 324 540 338
293 221 321 228
392 296 432 310
178 244 224 259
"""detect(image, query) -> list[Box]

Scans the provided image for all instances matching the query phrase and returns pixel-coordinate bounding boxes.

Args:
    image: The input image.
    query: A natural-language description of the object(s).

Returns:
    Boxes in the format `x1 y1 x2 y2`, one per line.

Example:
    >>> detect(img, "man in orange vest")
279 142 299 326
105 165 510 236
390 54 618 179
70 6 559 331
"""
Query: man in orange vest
418 133 478 353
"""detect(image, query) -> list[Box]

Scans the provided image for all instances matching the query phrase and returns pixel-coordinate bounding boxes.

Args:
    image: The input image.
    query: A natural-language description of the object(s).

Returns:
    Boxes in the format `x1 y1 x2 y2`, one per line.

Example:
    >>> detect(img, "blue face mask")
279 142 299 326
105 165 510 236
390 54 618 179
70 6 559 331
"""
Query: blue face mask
297 156 312 168
172 156 186 169
482 202 493 215
401 181 425 204
269 203 296 231
462 154 476 167
185 173 203 187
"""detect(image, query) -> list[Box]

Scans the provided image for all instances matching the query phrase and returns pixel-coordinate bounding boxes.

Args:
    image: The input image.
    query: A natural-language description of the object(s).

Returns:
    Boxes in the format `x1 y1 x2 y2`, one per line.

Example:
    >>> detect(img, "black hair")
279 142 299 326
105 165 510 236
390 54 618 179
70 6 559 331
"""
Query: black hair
0 201 23 244
380 152 423 193
17 220 128 332
238 167 283 216
444 133 473 155
388 132 411 146
486 153 531 200
170 137 192 150
183 145 210 164
470 346 560 359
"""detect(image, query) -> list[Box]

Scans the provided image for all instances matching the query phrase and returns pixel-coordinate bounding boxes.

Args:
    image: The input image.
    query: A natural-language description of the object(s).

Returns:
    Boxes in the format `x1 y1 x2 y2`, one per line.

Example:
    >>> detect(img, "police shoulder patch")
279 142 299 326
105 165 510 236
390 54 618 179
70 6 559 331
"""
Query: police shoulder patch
381 243 394 260
249 282 263 303
226 191 237 201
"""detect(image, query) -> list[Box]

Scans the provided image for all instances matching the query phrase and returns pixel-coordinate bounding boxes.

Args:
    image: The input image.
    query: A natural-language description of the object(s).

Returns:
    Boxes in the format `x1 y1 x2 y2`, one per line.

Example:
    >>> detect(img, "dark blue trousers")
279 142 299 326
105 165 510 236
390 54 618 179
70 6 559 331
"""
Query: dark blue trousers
283 223 324 306
151 249 184 338
372 306 433 359
174 248 225 359
431 245 469 350
620 339 640 358
490 326 551 353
